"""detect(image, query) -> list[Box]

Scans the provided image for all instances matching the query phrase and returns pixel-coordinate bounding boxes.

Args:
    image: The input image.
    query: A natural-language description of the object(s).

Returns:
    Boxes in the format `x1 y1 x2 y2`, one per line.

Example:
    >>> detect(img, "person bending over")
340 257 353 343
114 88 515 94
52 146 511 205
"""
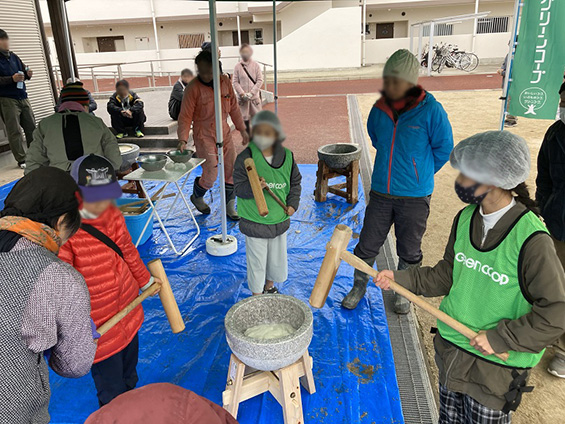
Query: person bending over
107 79 146 139
177 49 249 221
25 81 121 174
376 131 565 423
0 167 97 423
342 49 453 313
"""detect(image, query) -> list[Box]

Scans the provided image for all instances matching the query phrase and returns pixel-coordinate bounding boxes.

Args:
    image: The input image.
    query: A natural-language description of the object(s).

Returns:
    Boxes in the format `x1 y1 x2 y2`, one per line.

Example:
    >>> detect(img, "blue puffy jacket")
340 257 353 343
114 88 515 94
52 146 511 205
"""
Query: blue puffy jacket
368 92 453 197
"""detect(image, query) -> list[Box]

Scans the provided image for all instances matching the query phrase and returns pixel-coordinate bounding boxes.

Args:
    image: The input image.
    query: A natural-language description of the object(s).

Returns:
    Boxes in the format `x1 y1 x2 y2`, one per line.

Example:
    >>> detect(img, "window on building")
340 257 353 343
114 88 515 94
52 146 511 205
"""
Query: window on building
254 29 263 45
422 23 453 37
232 30 250 46
178 33 205 49
96 36 125 53
477 16 509 34
376 23 394 39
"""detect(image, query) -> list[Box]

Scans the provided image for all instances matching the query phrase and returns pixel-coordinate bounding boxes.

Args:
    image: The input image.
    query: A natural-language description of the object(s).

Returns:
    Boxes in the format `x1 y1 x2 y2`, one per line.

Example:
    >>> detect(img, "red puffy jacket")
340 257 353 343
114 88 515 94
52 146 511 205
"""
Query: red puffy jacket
59 205 151 363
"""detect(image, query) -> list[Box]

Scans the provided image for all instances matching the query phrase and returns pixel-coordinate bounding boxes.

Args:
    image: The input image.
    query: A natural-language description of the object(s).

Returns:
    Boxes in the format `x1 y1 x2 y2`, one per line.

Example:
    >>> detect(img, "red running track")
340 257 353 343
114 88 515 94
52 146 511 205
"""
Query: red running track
78 73 501 96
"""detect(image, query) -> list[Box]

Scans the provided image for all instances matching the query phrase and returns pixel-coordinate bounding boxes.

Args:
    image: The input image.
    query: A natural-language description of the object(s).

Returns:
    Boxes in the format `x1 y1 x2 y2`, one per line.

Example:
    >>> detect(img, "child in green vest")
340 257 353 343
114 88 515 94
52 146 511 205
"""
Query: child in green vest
233 110 302 295
375 131 565 423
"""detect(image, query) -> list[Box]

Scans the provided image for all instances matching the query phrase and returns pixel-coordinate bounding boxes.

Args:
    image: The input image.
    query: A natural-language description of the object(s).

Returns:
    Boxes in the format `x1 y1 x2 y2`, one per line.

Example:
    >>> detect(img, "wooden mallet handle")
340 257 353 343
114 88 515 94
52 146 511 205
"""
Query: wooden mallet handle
244 158 269 217
97 282 161 337
264 186 289 214
147 259 185 333
340 251 510 362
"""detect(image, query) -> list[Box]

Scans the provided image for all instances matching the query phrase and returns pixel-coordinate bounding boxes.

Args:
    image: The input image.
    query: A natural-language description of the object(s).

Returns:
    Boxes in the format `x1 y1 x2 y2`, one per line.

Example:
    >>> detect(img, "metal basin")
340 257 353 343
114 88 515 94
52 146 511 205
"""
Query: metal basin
317 143 361 169
167 149 192 163
118 143 140 172
138 154 168 172
225 295 313 371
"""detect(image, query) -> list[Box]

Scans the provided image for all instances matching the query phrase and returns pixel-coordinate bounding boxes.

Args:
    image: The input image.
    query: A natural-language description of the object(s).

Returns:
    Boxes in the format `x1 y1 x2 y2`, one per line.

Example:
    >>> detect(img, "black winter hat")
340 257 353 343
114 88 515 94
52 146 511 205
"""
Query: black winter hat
0 29 8 40
1 167 80 222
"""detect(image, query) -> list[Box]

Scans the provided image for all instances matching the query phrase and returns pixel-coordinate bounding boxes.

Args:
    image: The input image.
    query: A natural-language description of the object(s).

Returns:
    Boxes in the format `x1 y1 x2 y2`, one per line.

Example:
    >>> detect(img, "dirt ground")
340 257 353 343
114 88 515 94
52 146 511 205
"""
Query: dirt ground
357 90 565 423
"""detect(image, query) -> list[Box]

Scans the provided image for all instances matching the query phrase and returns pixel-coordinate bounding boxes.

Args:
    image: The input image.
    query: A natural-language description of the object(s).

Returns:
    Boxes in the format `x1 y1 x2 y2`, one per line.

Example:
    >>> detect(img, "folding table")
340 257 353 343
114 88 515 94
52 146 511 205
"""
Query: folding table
124 157 205 255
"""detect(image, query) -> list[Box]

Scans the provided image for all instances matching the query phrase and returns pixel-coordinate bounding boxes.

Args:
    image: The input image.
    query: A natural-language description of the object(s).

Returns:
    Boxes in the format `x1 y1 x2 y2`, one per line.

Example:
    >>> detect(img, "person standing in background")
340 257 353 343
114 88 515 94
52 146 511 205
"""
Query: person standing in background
0 29 36 169
341 49 453 313
233 44 263 134
536 82 565 378
168 68 193 121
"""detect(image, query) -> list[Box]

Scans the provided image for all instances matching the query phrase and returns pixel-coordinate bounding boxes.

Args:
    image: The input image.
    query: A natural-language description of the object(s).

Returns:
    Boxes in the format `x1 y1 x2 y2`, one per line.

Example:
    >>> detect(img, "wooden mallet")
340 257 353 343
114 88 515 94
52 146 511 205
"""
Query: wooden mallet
244 158 269 217
310 224 509 362
97 259 185 336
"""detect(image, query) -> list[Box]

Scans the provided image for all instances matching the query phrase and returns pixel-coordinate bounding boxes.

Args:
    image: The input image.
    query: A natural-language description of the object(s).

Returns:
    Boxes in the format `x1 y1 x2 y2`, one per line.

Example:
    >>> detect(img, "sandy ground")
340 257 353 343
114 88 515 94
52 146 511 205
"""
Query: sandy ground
357 90 565 423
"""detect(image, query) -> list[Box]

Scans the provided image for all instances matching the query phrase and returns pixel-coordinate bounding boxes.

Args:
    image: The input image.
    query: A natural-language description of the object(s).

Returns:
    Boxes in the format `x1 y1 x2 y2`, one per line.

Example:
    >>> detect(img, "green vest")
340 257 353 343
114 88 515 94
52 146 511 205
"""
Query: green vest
438 205 548 368
238 143 292 225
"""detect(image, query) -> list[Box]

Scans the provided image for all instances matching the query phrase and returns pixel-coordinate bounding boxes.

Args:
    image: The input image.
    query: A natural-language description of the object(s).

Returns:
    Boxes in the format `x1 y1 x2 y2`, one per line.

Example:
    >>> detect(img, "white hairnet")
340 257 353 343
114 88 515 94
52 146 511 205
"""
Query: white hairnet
450 131 530 190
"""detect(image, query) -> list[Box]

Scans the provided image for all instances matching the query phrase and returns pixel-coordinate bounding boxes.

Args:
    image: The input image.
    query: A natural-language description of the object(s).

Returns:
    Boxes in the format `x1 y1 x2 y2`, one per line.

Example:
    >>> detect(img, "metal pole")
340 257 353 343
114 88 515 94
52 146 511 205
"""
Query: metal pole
499 0 522 131
209 0 228 242
273 0 278 114
427 22 435 76
361 0 366 67
150 62 156 87
149 0 162 73
59 0 75 82
417 24 424 62
409 25 413 53
471 0 479 52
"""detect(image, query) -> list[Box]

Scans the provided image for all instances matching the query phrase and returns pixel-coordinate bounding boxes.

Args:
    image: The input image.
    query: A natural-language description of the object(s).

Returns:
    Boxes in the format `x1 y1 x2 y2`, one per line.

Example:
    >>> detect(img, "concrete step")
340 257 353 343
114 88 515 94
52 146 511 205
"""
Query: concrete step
118 134 178 149
109 121 178 136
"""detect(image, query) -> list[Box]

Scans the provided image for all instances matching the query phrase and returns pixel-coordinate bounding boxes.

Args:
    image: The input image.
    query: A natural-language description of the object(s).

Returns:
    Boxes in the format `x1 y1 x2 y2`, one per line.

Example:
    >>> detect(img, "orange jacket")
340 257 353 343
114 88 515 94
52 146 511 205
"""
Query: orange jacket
59 205 151 363
177 75 246 143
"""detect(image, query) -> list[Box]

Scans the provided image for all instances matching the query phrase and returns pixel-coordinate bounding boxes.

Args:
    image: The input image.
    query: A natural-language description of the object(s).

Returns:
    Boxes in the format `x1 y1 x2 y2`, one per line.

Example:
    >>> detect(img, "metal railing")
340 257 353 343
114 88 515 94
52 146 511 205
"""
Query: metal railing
53 56 273 93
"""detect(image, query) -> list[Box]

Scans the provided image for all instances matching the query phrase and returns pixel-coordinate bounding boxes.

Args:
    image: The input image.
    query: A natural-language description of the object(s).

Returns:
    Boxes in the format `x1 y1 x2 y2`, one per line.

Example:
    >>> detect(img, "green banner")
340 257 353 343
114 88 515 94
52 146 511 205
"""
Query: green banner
508 0 565 119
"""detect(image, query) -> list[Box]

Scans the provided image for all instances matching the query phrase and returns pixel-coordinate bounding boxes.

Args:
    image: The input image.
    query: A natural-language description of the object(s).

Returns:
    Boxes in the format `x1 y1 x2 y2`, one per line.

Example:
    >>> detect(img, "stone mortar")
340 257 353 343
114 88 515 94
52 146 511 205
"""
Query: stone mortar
225 294 313 371
317 143 361 169
118 143 140 172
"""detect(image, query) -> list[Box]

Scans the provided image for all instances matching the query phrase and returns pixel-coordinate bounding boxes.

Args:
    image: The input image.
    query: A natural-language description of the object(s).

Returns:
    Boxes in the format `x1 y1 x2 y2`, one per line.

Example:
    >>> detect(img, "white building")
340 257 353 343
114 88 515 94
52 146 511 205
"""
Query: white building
38 0 515 76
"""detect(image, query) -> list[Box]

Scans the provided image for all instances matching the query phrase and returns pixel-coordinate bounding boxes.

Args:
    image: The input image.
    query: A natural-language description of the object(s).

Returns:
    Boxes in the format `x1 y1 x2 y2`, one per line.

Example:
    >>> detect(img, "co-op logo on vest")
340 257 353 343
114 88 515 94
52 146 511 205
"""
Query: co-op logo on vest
267 182 287 190
455 252 510 285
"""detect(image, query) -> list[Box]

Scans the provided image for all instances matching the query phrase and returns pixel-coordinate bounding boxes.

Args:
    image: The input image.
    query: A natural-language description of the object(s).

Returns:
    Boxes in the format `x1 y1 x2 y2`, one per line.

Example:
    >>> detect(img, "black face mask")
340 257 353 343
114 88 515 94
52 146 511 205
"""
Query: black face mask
454 181 490 205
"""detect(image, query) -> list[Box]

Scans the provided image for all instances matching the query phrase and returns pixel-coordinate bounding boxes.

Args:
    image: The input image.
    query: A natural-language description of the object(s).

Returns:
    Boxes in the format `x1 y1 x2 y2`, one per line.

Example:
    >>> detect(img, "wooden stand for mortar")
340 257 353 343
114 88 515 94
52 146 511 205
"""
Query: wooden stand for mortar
314 159 359 204
222 352 316 424
118 162 145 198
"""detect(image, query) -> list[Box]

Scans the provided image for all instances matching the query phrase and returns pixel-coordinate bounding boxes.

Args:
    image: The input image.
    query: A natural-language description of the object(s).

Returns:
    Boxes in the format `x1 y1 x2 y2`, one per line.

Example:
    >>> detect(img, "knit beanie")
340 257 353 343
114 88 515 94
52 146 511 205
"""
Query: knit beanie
251 110 286 142
383 49 420 85
60 81 90 106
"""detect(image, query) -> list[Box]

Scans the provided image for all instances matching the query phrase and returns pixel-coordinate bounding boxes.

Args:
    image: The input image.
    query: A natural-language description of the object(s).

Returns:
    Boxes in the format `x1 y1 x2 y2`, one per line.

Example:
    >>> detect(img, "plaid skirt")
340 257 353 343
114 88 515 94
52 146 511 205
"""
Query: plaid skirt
439 384 512 424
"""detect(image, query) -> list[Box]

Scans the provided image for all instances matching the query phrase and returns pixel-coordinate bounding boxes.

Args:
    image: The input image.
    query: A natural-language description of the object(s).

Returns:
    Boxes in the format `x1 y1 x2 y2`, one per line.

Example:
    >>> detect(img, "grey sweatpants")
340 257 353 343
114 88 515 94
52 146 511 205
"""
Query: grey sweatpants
354 191 431 264
245 233 288 294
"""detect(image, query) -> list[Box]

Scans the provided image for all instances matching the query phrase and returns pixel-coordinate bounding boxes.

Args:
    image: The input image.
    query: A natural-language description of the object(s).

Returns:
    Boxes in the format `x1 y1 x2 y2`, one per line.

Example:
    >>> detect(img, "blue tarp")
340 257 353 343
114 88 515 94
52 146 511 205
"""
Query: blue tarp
2 165 403 424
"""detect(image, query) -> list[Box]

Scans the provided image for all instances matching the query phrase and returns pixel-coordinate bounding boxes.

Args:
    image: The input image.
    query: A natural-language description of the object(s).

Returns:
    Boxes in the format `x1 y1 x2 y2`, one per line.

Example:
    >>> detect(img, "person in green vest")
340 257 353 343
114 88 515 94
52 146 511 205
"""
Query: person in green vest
375 131 565 423
233 110 302 295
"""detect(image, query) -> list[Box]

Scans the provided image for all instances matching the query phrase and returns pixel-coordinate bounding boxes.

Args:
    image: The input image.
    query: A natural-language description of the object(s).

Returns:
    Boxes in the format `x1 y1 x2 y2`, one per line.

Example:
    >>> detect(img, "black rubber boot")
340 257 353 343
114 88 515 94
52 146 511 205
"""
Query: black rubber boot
225 183 239 221
394 258 422 314
342 257 375 310
191 177 211 215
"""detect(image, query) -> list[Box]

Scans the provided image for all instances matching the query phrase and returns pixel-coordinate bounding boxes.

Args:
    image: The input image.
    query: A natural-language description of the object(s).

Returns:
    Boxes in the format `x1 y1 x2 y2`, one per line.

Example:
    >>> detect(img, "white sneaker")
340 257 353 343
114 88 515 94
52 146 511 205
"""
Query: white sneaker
547 353 565 378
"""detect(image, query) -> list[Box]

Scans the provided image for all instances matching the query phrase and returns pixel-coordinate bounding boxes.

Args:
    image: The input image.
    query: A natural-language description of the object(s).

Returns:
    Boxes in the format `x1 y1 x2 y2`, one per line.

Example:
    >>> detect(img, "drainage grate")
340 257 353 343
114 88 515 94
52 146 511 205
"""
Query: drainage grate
347 94 439 424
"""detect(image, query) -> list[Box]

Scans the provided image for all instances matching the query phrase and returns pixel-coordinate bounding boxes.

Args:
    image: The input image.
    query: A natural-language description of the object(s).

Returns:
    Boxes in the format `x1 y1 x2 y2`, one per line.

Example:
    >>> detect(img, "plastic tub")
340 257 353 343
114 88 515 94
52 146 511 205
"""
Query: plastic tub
116 198 154 245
